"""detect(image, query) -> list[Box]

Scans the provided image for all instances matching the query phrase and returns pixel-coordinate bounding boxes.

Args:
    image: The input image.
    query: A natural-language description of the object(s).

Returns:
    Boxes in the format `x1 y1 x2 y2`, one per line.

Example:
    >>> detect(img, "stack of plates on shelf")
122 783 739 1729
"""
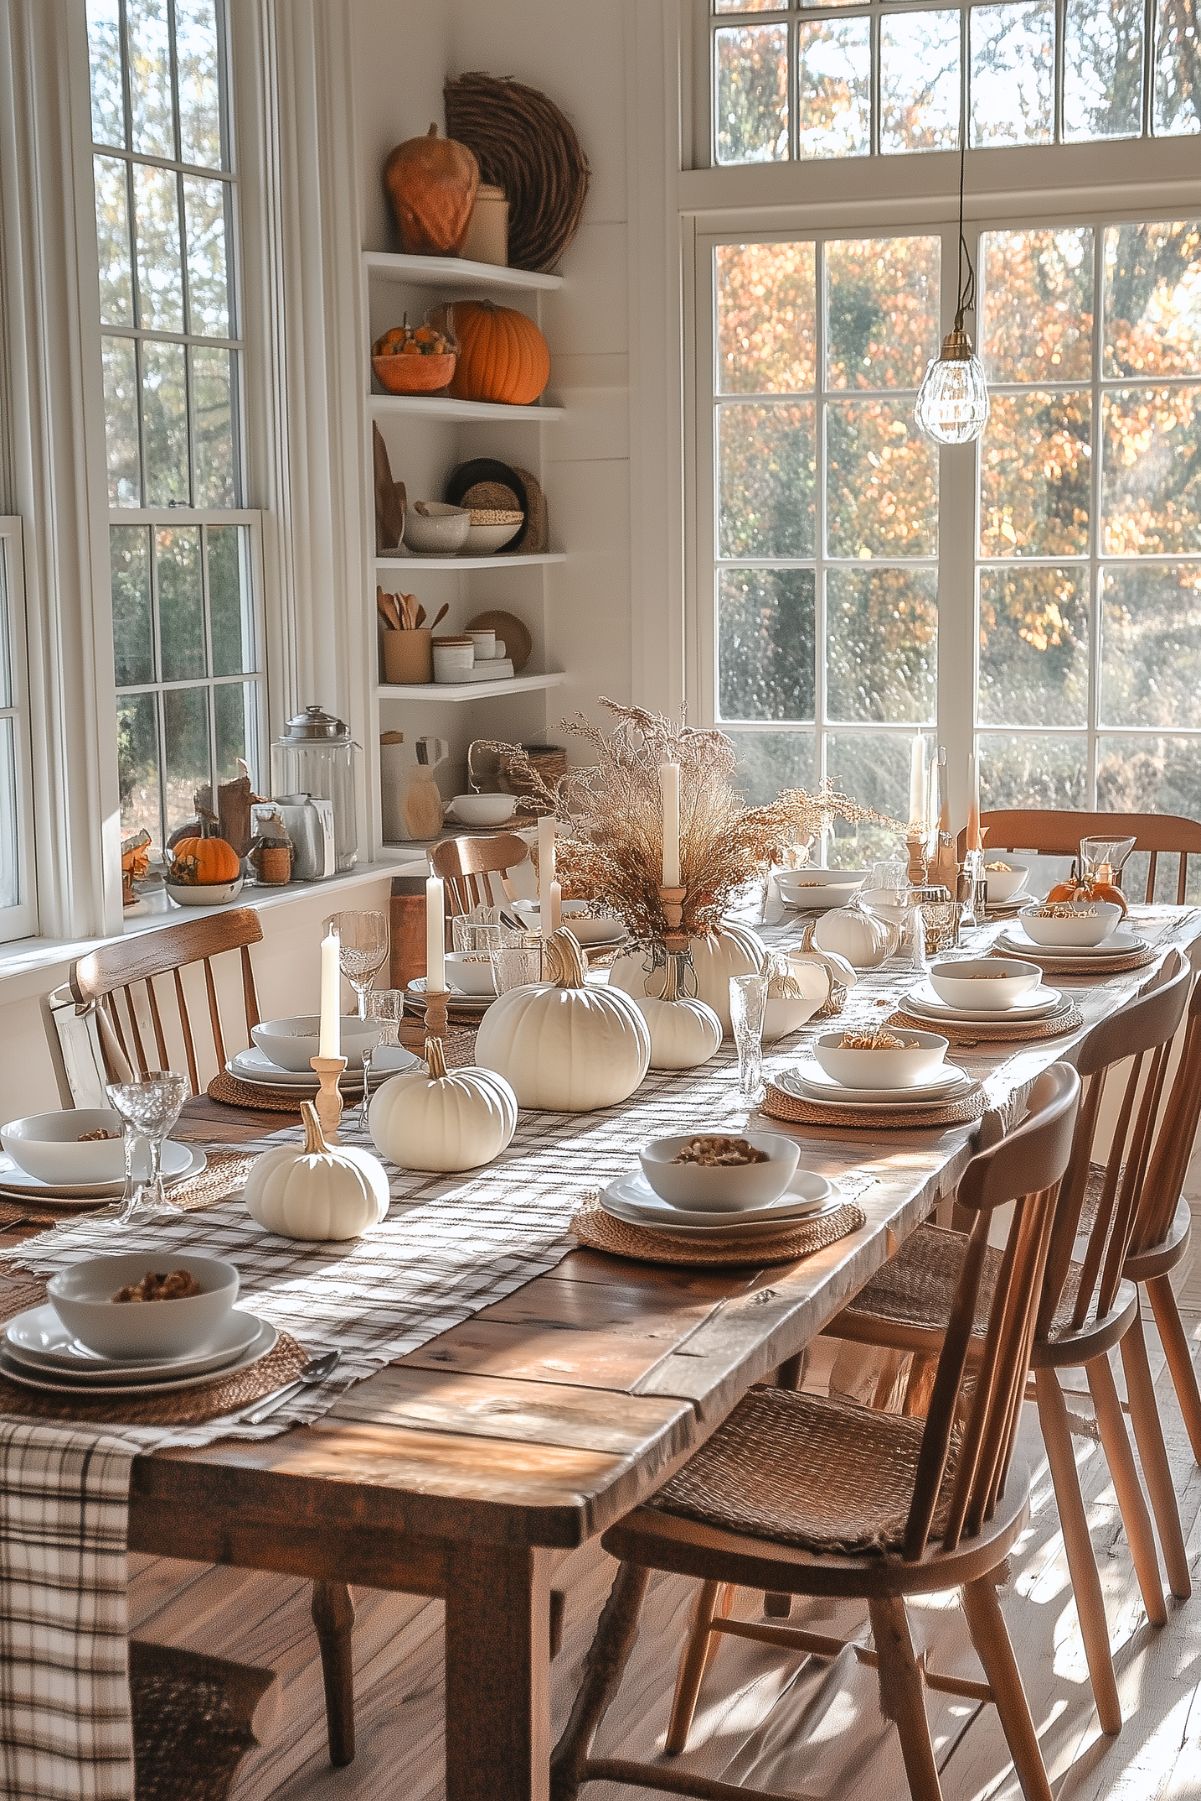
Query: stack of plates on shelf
776 1062 978 1113
902 978 1064 1024
404 976 493 1020
993 924 1149 970
226 1045 418 1094
599 1168 841 1238
0 1141 206 1207
0 1301 276 1398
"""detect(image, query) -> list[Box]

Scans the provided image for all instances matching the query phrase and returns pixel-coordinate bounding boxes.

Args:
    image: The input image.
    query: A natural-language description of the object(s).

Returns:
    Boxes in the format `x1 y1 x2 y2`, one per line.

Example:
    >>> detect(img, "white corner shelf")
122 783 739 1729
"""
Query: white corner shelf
377 671 565 703
363 250 564 294
369 393 564 424
375 550 566 571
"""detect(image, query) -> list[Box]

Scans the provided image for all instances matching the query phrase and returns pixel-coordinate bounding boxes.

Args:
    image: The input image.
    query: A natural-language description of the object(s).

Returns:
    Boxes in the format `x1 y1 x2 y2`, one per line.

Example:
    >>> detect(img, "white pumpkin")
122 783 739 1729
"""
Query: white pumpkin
790 942 859 1018
609 922 766 1035
631 953 722 1070
474 929 650 1111
761 955 823 1044
812 903 896 969
243 1102 390 1241
369 1036 517 1173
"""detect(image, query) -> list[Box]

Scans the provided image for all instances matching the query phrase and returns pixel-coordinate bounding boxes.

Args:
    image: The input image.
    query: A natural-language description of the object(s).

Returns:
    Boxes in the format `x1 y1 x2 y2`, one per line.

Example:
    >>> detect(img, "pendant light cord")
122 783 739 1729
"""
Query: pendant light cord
955 116 976 330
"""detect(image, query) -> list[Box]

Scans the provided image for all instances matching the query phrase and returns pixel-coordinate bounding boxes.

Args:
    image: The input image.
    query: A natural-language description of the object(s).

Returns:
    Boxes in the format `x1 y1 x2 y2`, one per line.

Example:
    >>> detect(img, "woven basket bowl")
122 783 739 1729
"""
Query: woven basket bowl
372 352 457 395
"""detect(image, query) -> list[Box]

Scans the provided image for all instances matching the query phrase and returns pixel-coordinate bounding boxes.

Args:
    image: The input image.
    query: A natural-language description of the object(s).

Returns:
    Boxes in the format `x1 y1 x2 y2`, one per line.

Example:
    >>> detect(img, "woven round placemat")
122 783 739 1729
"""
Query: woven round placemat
762 1080 986 1131
990 940 1156 977
572 1195 865 1268
0 1150 258 1229
207 1029 480 1112
887 1001 1084 1044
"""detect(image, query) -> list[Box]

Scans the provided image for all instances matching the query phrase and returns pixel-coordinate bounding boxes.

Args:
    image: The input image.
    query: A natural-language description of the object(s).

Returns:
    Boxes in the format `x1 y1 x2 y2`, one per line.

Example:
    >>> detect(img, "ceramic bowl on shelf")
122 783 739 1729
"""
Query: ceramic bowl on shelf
1 1109 128 1185
638 1131 800 1212
1017 902 1123 948
928 957 1042 1011
448 792 517 826
165 878 243 908
251 1015 381 1073
444 952 498 997
812 1028 948 1092
402 502 470 555
982 860 1030 905
48 1252 239 1361
465 509 524 554
372 351 457 395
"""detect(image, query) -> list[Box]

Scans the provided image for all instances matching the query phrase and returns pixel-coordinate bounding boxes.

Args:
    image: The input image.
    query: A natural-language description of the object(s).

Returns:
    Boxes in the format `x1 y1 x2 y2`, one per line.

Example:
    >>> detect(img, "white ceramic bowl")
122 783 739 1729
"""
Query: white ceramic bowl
444 951 497 996
1 1109 127 1185
403 502 470 555
776 868 867 909
166 877 243 908
513 900 624 946
251 1015 381 1072
638 1131 800 1212
982 860 1030 905
449 792 517 827
813 1028 948 1091
1017 902 1123 948
48 1252 238 1360
928 957 1043 1011
465 512 523 554
761 990 822 1044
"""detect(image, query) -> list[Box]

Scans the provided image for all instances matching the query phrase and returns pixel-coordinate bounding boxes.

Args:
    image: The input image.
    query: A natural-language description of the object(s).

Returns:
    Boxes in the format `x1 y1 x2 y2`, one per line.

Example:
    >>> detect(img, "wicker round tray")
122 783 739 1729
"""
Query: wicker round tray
762 1081 986 1131
990 940 1156 977
887 1000 1084 1045
572 1195 865 1267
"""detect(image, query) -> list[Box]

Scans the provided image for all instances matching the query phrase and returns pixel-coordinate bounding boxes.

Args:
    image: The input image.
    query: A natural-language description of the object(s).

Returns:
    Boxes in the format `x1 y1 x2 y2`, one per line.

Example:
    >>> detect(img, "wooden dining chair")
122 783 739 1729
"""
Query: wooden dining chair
829 951 1195 1737
429 831 531 916
961 809 1201 903
551 1065 1081 1801
130 1639 281 1799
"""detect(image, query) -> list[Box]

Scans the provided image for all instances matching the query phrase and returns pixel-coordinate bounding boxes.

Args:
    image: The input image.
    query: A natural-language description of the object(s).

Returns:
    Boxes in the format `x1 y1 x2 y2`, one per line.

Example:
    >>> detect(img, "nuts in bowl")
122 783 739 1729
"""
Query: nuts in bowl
48 1252 238 1360
813 1026 948 1091
638 1131 800 1212
982 860 1030 905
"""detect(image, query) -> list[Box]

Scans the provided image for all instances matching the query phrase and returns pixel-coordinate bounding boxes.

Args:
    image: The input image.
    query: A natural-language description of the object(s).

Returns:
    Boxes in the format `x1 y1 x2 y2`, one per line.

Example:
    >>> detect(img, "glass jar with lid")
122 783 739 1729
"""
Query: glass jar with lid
271 705 360 872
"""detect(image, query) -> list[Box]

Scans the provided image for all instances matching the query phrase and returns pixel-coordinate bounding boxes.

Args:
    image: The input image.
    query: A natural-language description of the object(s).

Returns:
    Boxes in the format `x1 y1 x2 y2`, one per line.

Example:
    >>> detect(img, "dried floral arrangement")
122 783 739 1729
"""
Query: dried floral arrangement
475 701 902 944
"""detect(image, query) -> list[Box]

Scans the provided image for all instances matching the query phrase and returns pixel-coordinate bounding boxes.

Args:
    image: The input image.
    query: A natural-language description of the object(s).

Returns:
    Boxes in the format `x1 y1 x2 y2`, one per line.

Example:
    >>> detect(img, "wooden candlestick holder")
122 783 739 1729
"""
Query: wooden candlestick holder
905 832 930 887
309 1055 347 1141
659 885 688 957
423 988 449 1041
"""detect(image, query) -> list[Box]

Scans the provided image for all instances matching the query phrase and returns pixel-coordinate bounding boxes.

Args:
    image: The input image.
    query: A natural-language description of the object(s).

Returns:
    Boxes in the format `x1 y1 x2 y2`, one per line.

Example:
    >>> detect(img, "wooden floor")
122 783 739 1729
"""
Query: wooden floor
128 1199 1201 1800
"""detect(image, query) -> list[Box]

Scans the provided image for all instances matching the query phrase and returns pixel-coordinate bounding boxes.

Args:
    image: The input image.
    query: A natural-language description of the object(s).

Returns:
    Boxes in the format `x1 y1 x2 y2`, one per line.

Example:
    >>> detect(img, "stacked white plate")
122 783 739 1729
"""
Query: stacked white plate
994 924 1149 969
776 1062 977 1113
0 1301 277 1397
227 1044 418 1093
404 976 494 1017
901 978 1064 1024
601 1169 840 1237
0 1142 206 1207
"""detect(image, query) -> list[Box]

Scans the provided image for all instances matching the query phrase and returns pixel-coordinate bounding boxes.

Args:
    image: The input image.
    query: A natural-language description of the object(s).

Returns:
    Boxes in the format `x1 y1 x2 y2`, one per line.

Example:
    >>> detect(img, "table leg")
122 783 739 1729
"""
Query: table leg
445 1542 553 1801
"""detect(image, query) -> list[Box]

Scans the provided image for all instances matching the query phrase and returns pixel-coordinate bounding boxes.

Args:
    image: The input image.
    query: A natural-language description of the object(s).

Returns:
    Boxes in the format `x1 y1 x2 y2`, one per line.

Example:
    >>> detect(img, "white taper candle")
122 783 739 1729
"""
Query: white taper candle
318 928 340 1059
425 875 446 995
660 762 681 888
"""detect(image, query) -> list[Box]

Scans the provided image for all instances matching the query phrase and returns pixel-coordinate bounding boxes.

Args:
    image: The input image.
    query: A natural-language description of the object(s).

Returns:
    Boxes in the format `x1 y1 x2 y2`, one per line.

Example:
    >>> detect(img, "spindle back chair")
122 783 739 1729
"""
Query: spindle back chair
428 832 530 917
963 809 1201 903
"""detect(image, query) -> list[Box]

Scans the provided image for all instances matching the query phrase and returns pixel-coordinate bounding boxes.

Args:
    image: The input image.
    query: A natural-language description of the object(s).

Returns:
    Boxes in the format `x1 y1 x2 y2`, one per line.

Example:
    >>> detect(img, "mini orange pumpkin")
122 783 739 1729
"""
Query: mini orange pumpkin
169 831 241 887
447 301 551 406
383 125 479 256
1045 876 1129 918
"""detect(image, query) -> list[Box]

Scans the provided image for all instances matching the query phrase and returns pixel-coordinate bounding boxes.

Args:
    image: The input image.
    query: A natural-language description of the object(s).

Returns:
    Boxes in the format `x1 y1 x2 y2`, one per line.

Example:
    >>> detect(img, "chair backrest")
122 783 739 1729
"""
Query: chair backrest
1132 965 1201 1258
964 809 1201 904
69 907 264 1095
1038 950 1193 1339
903 1062 1081 1560
428 832 530 916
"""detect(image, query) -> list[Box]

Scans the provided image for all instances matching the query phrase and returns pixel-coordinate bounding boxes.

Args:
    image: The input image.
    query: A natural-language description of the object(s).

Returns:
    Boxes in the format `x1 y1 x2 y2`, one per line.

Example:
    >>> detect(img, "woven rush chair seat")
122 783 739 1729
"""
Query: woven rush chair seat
648 1387 960 1557
130 1640 280 1801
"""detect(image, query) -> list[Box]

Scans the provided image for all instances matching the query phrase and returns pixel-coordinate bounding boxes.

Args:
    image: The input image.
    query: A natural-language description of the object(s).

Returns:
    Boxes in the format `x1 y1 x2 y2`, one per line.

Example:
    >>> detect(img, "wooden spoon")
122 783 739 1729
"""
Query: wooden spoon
429 603 449 632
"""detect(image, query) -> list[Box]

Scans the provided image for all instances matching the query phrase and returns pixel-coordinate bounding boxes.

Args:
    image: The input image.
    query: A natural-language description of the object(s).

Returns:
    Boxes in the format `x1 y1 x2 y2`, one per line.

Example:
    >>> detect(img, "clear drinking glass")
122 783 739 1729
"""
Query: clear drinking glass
325 910 389 1018
452 912 507 958
105 1071 189 1225
730 972 769 1107
358 989 406 1128
1079 835 1137 889
490 933 545 995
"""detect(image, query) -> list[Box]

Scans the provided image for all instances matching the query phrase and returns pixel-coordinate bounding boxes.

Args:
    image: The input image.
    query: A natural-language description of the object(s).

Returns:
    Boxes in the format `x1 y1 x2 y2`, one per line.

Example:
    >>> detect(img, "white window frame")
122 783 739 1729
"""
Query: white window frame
0 518 37 942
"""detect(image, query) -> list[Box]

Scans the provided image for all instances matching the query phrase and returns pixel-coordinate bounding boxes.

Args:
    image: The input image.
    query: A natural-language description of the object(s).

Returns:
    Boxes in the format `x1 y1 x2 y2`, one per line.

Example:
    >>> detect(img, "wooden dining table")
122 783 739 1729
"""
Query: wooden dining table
4 905 1201 1801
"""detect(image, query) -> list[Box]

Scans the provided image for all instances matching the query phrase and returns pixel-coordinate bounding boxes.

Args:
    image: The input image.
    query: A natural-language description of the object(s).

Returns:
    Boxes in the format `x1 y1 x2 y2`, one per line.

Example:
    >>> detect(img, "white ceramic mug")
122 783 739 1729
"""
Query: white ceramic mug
432 637 475 682
467 628 496 660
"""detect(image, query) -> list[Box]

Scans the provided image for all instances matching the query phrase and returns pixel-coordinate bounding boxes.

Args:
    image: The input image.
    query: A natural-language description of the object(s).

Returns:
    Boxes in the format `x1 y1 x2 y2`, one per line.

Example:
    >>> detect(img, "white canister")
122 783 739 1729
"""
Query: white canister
379 733 407 843
432 636 475 682
461 185 508 266
467 628 496 660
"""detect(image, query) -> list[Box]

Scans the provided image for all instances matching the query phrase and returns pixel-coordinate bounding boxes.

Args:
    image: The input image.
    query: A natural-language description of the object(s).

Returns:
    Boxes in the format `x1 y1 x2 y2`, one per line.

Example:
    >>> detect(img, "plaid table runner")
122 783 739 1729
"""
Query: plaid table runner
2 901 1198 1796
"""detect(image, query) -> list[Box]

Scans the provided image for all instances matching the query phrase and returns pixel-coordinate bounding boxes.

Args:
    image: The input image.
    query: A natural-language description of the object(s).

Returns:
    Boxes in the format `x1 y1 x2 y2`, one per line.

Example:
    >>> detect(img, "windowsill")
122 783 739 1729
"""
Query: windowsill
0 856 423 1006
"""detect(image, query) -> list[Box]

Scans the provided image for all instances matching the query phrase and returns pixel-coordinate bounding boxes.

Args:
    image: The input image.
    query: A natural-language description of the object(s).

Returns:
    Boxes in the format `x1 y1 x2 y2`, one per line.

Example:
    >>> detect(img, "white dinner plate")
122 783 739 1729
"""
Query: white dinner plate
228 1045 418 1090
600 1171 838 1234
902 980 1063 1024
405 978 493 1014
0 1142 206 1204
996 927 1148 962
785 1061 972 1105
4 1305 264 1382
0 1318 278 1397
775 1066 979 1113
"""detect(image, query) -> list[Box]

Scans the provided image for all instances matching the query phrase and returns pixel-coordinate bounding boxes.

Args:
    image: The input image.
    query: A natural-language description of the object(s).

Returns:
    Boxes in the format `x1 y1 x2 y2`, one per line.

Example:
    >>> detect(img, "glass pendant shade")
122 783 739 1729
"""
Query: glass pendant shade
915 326 990 446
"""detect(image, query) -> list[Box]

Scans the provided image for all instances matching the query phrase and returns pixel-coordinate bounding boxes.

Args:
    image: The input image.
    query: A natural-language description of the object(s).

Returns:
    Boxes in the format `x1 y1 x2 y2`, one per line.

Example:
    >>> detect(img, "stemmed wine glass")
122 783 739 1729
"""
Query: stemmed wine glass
1079 835 1137 889
358 989 406 1129
324 910 389 1019
105 1071 189 1226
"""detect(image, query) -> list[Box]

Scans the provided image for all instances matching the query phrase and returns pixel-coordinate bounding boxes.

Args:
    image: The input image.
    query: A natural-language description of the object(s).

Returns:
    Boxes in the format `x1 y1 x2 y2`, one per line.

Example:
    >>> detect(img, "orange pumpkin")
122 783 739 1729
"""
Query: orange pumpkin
169 832 242 887
447 302 551 406
1046 876 1129 917
383 125 479 256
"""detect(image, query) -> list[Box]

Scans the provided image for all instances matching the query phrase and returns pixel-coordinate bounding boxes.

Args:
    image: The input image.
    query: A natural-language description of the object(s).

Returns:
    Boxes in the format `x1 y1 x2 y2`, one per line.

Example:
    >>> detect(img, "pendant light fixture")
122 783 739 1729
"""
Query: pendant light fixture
915 119 989 446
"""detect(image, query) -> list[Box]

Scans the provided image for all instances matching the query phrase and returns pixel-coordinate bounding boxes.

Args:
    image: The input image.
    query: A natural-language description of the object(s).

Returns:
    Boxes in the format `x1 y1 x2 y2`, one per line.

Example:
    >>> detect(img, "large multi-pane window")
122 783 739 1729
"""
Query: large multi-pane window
86 0 264 852
0 521 35 942
709 0 1200 165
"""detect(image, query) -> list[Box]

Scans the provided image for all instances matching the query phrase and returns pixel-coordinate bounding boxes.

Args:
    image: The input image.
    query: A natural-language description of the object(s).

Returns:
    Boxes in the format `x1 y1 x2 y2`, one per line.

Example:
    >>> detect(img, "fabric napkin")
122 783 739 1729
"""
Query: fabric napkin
0 1420 138 1800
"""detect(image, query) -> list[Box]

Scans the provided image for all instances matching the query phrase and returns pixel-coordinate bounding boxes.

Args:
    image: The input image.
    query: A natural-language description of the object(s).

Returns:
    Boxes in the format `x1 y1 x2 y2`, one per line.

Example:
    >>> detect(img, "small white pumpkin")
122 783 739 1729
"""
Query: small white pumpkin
761 955 823 1044
631 952 722 1070
369 1036 517 1173
791 941 859 1017
474 929 651 1111
812 903 895 969
243 1102 390 1241
610 922 766 1035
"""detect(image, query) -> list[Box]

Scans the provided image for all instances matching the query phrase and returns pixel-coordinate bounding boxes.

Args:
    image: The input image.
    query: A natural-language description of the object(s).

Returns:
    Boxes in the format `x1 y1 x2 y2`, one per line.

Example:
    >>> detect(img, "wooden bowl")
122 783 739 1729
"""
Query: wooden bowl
372 352 457 395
